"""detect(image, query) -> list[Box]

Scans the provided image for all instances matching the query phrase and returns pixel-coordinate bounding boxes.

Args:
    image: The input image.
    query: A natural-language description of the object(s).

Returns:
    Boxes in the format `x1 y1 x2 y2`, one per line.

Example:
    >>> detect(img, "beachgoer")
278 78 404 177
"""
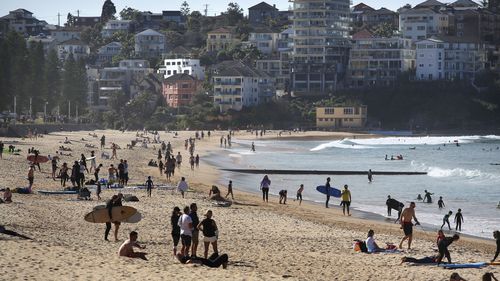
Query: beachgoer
60 162 70 187
96 182 102 200
105 193 123 241
417 194 423 201
454 209 464 231
176 252 228 269
117 159 125 186
483 273 498 281
296 184 304 205
0 141 3 159
398 202 420 249
438 196 445 209
158 160 164 175
366 229 384 253
0 225 31 240
450 272 467 281
386 195 392 216
176 152 182 169
78 160 86 187
190 203 200 258
51 156 58 180
195 154 199 168
171 207 181 256
118 231 147 260
251 142 255 152
209 185 220 197
441 211 453 230
279 190 287 204
89 151 97 173
145 176 153 197
492 230 500 262
424 190 434 203
341 185 352 216
80 154 89 173
400 255 437 265
111 143 117 160
108 164 117 187
27 165 35 192
197 210 218 259
225 180 234 200
260 175 271 203
368 169 373 183
177 177 188 198
325 177 331 208
94 163 103 182
3 188 12 203
178 206 193 257
394 202 405 224
189 155 195 170
100 135 105 149
437 229 445 247
436 234 460 265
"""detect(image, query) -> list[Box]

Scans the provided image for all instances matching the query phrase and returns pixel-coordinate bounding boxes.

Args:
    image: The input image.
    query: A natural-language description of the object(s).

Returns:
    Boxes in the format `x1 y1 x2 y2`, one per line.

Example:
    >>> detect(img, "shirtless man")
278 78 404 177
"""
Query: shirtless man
118 231 147 260
399 202 420 249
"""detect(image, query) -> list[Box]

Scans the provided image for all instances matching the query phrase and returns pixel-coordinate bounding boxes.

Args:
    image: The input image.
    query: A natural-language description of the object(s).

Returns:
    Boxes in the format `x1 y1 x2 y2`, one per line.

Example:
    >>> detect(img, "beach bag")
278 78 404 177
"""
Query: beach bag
353 239 368 253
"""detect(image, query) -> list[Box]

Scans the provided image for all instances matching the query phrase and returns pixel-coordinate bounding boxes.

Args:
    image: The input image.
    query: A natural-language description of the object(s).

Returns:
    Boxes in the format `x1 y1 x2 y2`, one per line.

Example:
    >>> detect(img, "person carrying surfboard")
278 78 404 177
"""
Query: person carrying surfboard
340 185 351 216
325 177 331 208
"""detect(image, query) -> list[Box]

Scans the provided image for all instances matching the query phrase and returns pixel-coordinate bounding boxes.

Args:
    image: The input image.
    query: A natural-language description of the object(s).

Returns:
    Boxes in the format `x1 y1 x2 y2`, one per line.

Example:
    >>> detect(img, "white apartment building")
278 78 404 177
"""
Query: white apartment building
57 38 90 61
51 28 81 43
101 20 133 38
157 58 205 80
248 29 280 55
212 61 275 112
134 29 166 58
96 41 122 66
399 8 450 41
416 38 488 81
349 35 416 87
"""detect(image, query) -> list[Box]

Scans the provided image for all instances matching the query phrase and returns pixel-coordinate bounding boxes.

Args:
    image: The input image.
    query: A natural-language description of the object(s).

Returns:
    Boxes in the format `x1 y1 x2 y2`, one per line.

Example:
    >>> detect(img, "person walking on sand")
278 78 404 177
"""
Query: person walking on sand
340 184 352 216
27 165 35 192
296 184 304 205
171 207 181 256
145 176 153 197
118 231 147 261
190 155 195 170
492 230 500 262
176 152 182 170
260 175 271 202
398 202 421 250
368 169 373 183
325 177 332 208
96 182 102 200
438 196 445 209
178 206 193 258
89 151 97 173
441 211 453 230
225 180 234 200
105 193 123 241
111 143 117 160
158 160 164 175
436 234 460 265
195 154 199 168
454 209 464 231
100 135 105 149
177 177 188 198
0 141 4 159
197 210 218 259
279 190 287 204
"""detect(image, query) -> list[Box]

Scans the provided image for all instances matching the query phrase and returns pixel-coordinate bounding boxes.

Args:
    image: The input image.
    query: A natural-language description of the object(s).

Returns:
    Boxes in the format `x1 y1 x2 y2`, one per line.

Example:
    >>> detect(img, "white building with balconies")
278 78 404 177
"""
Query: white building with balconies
157 58 205 80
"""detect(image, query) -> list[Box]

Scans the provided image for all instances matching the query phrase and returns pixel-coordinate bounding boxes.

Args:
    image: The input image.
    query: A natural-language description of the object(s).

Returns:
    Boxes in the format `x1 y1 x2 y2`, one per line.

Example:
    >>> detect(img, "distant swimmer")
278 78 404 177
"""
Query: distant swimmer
367 169 373 183
385 155 388 160
438 196 445 209
424 190 433 203
416 194 423 201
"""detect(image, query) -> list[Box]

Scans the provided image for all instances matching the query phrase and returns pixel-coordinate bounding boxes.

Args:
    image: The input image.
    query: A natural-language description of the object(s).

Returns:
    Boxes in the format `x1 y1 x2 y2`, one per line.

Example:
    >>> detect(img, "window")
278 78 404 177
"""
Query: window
417 26 425 31
181 83 189 88
325 108 334 115
343 108 354 115
167 70 171 75
406 26 412 31
318 118 324 121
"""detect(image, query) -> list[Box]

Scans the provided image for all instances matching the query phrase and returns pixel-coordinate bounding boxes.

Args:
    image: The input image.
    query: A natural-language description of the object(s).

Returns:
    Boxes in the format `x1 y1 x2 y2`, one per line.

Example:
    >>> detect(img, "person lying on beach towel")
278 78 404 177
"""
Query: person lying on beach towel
176 252 228 269
0 225 32 240
400 255 438 265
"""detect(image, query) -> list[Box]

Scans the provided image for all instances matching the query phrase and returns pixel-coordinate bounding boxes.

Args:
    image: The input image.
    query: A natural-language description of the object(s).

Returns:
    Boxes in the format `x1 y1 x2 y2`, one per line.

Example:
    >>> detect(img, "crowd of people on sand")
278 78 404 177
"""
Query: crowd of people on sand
3 129 500 278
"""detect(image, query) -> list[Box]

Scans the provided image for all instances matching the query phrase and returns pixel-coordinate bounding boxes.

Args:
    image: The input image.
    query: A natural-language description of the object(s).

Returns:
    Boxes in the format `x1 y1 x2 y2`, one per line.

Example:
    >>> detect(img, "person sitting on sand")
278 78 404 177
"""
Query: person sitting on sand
366 229 385 253
209 185 220 197
118 231 147 261
449 272 467 281
176 252 228 269
3 188 12 203
436 234 460 265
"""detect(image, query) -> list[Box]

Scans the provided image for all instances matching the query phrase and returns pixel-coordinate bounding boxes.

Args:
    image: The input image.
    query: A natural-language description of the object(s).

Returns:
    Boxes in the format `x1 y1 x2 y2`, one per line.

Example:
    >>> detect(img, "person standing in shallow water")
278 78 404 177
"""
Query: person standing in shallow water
454 209 464 231
260 175 270 202
340 184 352 216
325 177 331 208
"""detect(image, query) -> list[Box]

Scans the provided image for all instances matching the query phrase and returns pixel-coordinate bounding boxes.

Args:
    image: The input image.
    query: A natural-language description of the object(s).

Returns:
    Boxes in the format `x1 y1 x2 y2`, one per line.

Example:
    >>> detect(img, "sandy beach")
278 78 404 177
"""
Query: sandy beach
0 129 498 280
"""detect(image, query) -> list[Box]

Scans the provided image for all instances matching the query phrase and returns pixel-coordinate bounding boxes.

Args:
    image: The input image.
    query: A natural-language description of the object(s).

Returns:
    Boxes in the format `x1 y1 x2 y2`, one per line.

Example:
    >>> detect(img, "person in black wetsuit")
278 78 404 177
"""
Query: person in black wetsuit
325 177 331 208
436 234 460 265
105 194 123 241
171 207 181 256
176 252 229 269
400 255 438 264
454 209 464 231
438 196 445 209
441 211 453 230
0 225 31 239
424 190 433 203
492 230 500 262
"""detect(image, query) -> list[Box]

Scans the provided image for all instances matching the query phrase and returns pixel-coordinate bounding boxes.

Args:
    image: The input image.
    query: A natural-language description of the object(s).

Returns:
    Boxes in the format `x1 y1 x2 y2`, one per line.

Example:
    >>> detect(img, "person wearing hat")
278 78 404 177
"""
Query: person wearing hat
197 210 218 259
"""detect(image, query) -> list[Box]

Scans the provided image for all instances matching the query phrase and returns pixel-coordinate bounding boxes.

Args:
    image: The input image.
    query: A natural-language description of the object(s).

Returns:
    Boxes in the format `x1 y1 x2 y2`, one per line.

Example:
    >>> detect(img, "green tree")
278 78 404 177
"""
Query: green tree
372 22 395 38
187 11 202 32
101 0 117 22
180 1 191 17
61 55 88 116
43 49 61 109
26 41 45 113
66 13 75 27
81 24 104 53
119 7 142 22
224 2 244 26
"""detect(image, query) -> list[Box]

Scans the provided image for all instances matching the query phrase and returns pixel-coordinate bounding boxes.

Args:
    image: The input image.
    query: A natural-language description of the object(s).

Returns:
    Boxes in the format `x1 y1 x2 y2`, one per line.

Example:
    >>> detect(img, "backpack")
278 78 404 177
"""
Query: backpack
353 239 368 253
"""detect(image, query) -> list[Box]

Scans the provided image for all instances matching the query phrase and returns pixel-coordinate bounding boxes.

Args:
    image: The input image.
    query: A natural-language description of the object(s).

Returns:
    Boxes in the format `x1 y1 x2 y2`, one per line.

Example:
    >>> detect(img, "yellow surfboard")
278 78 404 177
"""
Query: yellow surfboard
84 206 137 223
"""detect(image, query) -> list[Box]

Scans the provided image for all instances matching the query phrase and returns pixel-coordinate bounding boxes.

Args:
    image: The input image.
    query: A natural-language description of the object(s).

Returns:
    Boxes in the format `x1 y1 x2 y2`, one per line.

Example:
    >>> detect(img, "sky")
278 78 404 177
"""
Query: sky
1 0 447 25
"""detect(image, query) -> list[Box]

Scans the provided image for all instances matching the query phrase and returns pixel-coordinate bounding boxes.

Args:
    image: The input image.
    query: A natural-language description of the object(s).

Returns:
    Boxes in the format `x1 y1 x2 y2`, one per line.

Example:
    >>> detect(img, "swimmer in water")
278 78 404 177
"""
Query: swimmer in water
417 194 423 201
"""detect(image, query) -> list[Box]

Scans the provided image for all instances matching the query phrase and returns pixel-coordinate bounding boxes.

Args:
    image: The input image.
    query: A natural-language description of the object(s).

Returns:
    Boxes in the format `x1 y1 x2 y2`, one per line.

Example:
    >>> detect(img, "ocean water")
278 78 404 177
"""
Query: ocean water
204 135 500 239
